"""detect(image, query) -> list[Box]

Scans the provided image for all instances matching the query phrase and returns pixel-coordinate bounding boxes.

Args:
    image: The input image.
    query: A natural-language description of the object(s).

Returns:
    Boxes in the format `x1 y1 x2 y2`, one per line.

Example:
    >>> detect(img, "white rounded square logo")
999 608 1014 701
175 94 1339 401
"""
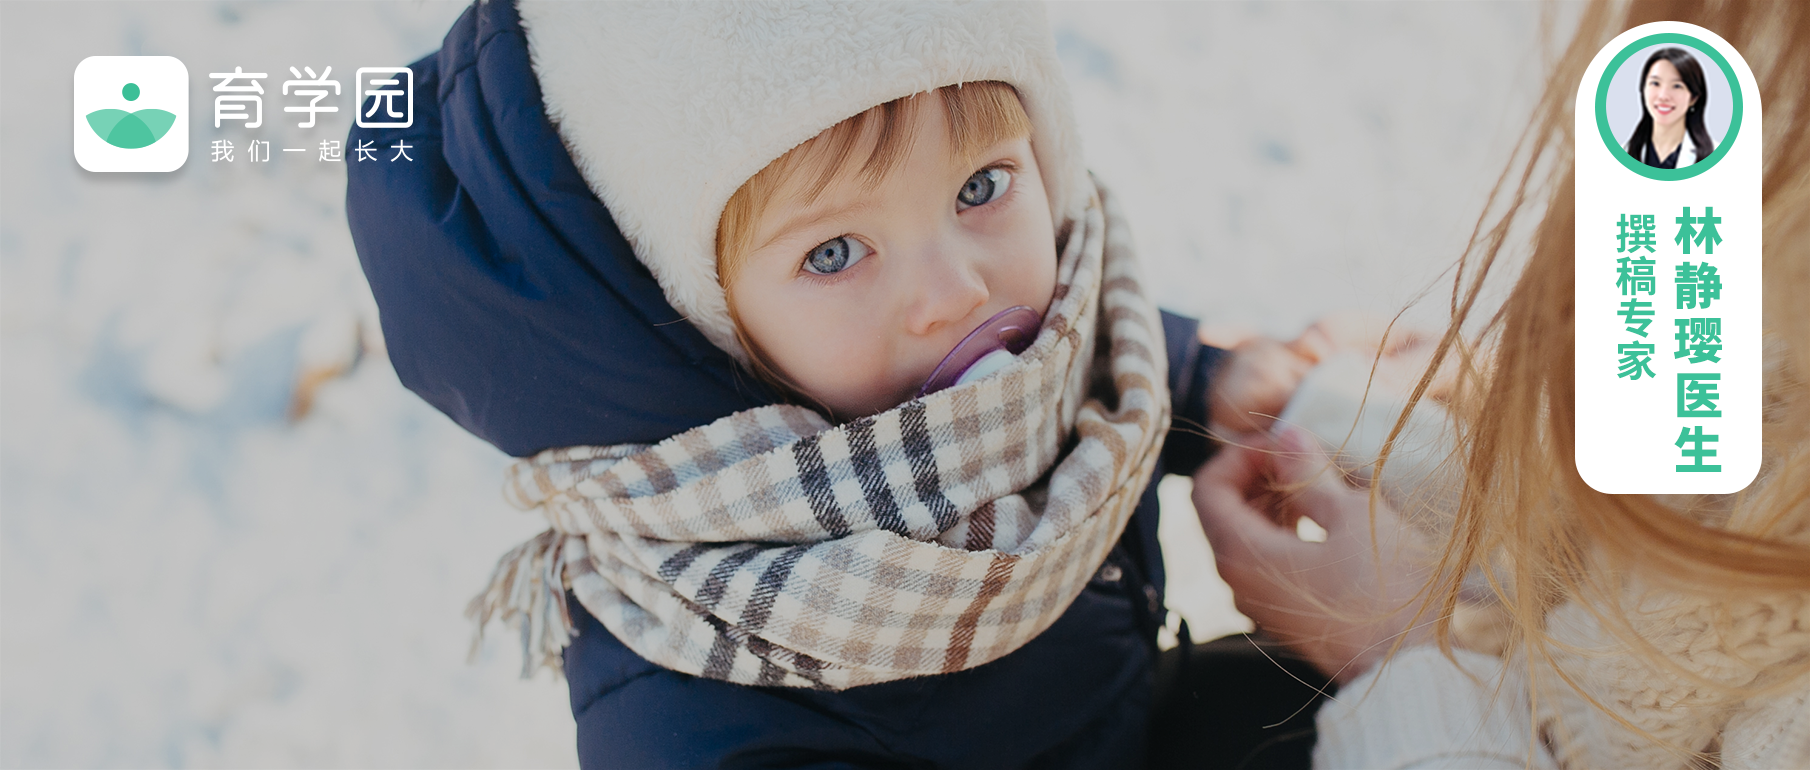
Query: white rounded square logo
73 56 189 172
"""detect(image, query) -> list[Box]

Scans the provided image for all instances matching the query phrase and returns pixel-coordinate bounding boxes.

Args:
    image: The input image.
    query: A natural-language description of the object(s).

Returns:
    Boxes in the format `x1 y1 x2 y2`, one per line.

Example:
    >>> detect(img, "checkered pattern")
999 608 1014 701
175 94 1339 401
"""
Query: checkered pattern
469 180 1170 689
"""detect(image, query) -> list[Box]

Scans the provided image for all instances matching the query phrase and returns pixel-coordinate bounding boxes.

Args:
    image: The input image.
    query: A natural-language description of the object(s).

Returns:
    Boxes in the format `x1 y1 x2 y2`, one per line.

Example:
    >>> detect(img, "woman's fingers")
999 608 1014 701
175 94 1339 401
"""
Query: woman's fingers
1195 434 1283 499
1286 323 1336 364
1270 427 1408 545
1265 427 1356 519
1195 427 1437 685
1197 322 1260 351
1192 441 1308 565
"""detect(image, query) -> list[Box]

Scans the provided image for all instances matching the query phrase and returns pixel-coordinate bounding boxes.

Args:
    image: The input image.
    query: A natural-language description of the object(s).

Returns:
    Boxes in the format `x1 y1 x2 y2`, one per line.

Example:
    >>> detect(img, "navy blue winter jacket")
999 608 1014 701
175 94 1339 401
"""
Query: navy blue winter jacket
347 2 1225 767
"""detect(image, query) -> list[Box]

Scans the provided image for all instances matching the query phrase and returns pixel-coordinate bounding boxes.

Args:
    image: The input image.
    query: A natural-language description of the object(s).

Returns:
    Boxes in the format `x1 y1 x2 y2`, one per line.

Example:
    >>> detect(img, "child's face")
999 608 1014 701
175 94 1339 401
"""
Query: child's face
727 101 1058 418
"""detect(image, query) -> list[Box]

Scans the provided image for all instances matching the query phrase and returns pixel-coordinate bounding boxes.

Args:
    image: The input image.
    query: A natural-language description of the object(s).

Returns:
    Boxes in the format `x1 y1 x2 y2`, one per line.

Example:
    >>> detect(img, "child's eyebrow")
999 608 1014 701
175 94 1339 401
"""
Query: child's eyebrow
756 197 882 253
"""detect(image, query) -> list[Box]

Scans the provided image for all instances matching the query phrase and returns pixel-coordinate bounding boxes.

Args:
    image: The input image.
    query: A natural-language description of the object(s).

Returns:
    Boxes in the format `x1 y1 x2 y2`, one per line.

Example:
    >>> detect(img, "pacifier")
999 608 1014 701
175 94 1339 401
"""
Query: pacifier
918 306 1042 397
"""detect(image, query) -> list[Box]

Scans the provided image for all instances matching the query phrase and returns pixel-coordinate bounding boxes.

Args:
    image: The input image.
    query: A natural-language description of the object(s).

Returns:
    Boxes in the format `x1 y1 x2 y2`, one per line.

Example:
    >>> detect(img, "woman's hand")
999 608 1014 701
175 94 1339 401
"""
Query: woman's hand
1204 329 1329 435
1202 312 1460 436
1293 312 1465 405
1191 426 1437 685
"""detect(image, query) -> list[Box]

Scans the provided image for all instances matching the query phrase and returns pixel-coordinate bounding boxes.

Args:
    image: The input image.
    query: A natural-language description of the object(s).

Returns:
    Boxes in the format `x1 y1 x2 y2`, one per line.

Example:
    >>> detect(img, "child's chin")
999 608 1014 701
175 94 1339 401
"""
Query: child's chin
825 388 919 421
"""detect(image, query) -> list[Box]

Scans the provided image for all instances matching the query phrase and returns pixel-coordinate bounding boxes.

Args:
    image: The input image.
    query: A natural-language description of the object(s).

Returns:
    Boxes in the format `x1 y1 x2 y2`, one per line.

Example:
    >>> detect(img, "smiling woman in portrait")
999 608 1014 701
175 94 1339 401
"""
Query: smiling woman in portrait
1624 46 1715 168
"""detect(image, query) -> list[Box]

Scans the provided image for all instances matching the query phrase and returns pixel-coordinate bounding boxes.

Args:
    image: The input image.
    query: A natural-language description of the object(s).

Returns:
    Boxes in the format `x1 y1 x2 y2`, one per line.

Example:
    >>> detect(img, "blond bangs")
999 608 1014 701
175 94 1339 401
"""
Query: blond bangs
716 81 1032 292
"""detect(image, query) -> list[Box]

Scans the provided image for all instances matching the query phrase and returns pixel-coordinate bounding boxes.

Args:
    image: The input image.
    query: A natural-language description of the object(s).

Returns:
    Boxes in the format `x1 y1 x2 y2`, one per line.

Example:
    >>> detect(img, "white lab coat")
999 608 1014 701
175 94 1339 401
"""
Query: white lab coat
1638 129 1702 168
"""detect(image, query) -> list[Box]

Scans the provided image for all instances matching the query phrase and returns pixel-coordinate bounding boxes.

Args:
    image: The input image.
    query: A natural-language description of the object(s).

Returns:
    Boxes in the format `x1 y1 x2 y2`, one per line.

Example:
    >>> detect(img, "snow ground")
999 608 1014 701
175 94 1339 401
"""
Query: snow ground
2 2 1571 766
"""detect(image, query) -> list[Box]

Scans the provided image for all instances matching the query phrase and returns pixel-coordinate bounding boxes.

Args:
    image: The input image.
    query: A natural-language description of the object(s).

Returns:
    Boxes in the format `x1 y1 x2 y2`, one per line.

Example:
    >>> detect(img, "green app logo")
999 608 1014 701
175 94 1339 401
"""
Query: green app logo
74 56 189 172
85 82 177 149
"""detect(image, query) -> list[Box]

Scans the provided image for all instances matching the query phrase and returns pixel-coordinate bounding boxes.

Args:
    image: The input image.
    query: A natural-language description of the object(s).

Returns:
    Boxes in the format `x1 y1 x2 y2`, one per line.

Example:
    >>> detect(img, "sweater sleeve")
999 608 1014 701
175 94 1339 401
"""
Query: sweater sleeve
1158 309 1228 477
1720 684 1810 770
1312 646 1555 770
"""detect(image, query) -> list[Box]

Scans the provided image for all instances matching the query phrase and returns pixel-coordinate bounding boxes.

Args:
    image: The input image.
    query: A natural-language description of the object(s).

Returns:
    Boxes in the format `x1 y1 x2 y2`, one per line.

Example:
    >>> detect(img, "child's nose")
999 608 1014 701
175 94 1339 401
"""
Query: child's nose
902 242 990 339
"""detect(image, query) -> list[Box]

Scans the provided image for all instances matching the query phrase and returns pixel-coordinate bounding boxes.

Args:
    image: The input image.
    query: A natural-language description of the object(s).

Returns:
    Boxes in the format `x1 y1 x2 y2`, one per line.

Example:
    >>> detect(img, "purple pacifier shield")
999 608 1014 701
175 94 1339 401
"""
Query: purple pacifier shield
918 305 1043 397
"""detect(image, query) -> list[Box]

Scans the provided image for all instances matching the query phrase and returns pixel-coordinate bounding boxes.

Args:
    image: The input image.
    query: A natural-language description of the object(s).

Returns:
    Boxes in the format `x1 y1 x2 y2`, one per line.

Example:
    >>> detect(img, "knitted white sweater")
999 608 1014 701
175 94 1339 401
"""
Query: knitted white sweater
1312 615 1810 769
1281 357 1810 769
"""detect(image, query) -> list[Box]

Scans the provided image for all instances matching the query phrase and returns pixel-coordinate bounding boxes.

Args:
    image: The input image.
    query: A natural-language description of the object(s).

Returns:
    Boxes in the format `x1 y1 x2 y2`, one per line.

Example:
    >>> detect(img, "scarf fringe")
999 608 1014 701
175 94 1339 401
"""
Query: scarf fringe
465 528 576 678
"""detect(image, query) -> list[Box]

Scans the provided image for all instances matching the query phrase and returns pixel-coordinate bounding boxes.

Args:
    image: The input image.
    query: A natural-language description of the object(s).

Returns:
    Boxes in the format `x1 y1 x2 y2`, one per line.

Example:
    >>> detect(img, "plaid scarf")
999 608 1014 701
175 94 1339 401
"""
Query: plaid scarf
469 180 1169 690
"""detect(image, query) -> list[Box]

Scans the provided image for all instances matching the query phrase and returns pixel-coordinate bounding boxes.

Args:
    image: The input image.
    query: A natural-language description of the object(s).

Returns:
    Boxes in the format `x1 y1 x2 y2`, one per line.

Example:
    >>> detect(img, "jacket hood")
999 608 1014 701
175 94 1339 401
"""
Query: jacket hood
347 0 779 458
520 0 1088 362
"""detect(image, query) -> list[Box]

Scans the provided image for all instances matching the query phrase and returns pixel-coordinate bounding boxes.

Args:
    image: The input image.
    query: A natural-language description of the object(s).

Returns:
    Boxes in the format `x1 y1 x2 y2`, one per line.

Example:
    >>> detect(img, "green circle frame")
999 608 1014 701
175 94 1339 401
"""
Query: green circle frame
1595 33 1742 181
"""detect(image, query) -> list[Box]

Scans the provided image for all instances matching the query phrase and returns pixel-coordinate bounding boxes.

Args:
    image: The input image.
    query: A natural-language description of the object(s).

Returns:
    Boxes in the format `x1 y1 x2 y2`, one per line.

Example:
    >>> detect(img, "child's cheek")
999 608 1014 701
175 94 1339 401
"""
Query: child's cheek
766 303 909 416
986 184 1058 318
1011 240 1059 321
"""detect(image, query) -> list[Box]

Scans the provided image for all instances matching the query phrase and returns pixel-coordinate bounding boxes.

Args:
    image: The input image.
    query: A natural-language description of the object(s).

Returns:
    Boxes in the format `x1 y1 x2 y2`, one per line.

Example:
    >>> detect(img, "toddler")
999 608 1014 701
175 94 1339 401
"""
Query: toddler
349 2 1311 766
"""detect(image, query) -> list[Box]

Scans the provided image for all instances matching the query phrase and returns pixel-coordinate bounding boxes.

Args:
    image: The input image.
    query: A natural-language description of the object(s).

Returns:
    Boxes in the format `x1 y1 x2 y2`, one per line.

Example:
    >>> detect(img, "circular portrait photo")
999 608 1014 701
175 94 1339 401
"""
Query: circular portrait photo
1597 35 1741 180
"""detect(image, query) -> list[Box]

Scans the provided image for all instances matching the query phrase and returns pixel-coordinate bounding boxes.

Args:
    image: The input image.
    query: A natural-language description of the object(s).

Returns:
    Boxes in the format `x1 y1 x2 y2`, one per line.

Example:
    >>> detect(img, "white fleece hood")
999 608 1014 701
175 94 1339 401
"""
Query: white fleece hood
520 1 1087 362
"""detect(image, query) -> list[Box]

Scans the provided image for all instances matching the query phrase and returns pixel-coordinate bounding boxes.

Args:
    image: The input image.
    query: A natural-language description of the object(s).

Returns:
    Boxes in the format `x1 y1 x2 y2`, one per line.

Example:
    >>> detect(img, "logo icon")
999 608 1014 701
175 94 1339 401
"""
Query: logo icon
355 67 413 129
74 56 189 172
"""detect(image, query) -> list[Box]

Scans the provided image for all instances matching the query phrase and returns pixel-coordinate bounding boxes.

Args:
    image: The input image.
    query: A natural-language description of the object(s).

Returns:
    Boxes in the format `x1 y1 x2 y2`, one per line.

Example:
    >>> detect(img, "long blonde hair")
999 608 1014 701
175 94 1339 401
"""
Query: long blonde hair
1386 0 1810 722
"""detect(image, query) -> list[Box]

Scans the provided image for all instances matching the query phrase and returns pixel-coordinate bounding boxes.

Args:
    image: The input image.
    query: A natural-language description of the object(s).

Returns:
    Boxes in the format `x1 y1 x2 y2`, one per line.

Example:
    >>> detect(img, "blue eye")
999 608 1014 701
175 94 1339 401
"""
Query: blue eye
803 236 871 275
957 167 1012 210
